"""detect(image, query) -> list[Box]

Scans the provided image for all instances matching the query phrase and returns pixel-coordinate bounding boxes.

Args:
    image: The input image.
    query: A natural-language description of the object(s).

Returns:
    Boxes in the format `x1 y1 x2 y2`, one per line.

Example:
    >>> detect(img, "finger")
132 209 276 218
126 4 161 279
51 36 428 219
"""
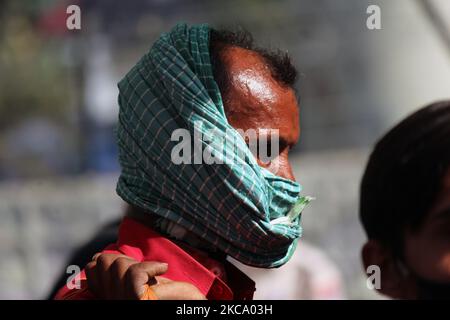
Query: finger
94 253 132 299
86 252 103 298
85 261 100 297
85 252 103 298
93 253 131 264
92 252 102 262
108 256 139 299
125 262 168 299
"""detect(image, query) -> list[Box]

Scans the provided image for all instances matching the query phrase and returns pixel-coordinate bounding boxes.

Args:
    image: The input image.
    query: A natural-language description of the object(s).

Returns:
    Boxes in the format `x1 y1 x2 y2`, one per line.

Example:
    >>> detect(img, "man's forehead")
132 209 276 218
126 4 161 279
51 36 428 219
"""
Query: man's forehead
234 70 279 105
221 47 300 145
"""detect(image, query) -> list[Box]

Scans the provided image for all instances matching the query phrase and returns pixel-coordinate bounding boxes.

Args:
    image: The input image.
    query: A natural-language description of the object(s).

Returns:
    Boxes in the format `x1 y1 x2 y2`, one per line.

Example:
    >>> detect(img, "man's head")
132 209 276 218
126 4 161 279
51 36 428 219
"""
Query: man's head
360 101 450 299
117 24 307 268
209 28 300 181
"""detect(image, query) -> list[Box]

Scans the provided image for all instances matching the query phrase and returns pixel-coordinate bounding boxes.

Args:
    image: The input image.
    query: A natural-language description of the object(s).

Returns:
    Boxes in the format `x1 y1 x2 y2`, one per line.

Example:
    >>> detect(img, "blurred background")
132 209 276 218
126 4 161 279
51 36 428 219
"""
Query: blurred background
0 0 449 299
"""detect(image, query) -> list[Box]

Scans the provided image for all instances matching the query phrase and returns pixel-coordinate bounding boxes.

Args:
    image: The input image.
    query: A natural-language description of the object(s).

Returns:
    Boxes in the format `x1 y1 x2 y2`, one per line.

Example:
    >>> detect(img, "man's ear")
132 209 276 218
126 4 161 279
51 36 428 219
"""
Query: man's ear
361 240 417 299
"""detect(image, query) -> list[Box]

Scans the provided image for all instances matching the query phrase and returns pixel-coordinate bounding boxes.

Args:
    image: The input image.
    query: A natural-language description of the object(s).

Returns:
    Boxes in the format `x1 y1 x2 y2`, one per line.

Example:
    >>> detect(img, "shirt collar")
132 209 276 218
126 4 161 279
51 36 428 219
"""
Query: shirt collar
114 217 255 300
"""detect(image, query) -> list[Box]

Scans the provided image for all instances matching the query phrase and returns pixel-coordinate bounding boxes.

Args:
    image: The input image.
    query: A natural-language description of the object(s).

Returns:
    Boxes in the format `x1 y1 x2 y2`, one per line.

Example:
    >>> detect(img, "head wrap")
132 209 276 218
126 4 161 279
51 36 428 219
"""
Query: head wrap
116 23 312 268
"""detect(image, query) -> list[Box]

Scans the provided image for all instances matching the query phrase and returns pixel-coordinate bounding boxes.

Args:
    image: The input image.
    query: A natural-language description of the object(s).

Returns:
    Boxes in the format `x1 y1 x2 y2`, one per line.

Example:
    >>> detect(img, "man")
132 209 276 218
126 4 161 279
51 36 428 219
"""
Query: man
360 101 450 299
54 23 310 300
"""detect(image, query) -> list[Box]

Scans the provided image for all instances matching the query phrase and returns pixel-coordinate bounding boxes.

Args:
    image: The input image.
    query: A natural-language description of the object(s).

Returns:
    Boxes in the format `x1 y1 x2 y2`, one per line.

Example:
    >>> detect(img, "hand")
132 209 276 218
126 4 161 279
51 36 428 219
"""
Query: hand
85 253 206 300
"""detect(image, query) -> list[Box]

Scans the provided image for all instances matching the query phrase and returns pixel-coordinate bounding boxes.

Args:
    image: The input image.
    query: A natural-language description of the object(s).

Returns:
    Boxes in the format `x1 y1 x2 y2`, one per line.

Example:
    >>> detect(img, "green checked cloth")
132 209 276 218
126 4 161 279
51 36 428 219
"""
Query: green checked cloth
116 23 312 268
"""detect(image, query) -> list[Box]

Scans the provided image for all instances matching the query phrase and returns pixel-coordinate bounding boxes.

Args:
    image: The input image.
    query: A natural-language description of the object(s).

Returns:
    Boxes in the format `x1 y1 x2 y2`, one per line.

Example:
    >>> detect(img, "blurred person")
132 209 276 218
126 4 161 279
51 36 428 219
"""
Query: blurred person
54 23 312 300
360 101 450 299
238 241 345 299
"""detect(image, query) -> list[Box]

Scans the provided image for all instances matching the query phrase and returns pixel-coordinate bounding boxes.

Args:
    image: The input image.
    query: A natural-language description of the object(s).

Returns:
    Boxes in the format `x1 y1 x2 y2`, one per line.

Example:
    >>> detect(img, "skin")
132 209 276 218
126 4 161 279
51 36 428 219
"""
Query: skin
85 253 206 300
221 46 300 180
85 45 300 300
362 167 450 299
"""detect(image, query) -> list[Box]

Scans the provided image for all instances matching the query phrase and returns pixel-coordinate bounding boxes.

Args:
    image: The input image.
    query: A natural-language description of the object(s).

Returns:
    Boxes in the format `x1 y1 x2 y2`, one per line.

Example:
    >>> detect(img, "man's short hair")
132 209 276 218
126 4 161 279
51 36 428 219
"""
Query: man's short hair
209 27 298 97
360 101 450 256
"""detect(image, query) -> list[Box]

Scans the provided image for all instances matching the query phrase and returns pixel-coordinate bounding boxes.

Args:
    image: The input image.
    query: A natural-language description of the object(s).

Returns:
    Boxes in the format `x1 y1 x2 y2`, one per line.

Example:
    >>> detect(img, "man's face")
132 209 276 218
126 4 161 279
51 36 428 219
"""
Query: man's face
219 46 300 181
403 167 450 285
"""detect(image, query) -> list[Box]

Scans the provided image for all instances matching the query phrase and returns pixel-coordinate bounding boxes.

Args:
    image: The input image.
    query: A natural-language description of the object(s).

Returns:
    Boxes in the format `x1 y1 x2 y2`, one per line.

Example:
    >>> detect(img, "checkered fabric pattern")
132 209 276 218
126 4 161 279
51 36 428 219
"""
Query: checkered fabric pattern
116 23 311 268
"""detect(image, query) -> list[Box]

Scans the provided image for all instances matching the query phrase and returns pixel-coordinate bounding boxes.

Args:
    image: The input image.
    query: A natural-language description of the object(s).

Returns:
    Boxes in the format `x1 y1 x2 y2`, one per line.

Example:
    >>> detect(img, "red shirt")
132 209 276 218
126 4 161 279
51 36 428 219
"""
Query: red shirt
54 217 255 300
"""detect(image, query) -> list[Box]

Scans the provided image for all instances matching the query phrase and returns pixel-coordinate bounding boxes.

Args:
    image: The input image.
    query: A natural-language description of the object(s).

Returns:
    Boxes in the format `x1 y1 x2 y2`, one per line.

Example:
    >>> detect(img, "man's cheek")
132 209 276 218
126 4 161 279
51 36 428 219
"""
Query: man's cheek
268 161 281 176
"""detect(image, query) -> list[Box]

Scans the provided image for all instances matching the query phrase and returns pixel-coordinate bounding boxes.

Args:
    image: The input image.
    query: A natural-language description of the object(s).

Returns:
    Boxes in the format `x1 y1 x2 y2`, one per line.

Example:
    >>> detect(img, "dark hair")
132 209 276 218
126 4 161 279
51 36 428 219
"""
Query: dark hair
209 27 298 97
360 101 450 256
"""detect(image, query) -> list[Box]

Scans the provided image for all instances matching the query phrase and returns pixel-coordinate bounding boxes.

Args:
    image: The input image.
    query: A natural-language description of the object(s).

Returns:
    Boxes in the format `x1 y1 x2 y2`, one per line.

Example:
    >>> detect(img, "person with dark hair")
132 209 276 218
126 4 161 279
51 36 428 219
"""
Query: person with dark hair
361 101 450 299
54 23 311 300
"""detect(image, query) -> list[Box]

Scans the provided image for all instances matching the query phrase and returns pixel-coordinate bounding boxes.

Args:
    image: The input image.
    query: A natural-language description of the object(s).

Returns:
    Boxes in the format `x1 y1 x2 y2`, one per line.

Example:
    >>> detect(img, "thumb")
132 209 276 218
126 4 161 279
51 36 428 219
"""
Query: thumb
141 261 169 278
125 262 168 299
